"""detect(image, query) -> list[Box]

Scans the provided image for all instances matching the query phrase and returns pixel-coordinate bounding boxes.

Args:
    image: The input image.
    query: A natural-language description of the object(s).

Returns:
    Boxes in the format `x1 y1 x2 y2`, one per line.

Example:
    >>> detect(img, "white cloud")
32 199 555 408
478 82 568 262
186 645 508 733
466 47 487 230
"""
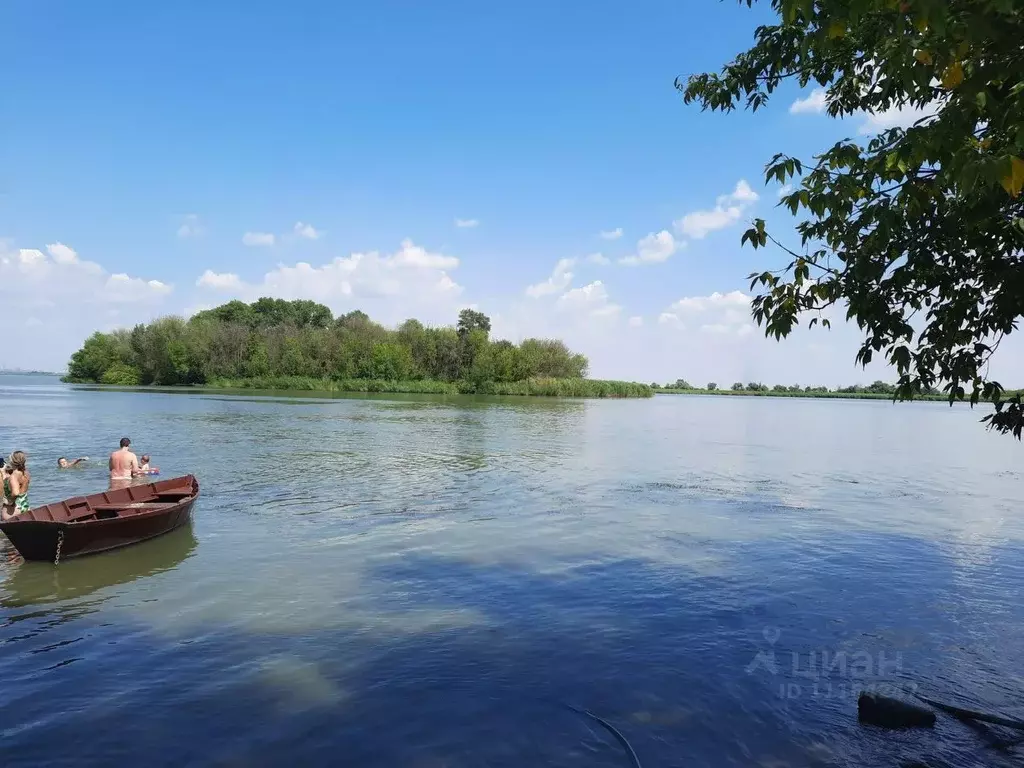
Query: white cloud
293 222 323 240
196 270 243 290
526 258 575 298
778 183 794 198
0 239 174 370
587 252 610 266
674 180 760 240
243 232 276 247
660 290 754 337
599 228 623 240
454 218 479 229
556 280 621 318
619 230 678 266
46 242 79 264
858 103 938 134
177 214 203 239
195 239 462 324
667 289 751 314
628 316 643 327
790 88 828 114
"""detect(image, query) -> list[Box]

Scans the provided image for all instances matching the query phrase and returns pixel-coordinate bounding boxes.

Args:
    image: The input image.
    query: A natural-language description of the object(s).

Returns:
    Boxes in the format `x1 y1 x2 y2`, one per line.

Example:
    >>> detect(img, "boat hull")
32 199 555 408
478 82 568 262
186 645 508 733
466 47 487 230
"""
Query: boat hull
0 475 199 562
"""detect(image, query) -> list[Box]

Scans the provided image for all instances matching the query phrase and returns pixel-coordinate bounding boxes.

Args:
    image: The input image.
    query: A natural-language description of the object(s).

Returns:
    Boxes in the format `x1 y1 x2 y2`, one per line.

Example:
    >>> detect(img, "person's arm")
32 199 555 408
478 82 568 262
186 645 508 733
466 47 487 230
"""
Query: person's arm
71 458 86 466
130 454 141 476
109 454 114 472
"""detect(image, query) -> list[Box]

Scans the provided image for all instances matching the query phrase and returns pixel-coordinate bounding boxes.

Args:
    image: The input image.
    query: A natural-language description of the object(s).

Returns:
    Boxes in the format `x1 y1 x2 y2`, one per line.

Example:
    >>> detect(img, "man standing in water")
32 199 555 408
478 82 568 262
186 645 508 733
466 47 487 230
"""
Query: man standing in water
109 437 140 487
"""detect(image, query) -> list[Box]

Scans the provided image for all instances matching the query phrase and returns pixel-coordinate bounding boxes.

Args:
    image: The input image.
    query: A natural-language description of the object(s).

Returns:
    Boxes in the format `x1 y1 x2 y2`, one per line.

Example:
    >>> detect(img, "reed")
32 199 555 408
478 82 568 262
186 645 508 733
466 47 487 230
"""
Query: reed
205 376 652 398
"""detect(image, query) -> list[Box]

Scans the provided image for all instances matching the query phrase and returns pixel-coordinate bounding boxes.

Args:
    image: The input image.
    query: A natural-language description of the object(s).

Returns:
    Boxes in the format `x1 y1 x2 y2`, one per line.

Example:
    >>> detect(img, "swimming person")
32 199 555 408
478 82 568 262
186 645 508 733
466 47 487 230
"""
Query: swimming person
109 437 140 486
58 456 89 469
138 455 159 474
2 451 31 520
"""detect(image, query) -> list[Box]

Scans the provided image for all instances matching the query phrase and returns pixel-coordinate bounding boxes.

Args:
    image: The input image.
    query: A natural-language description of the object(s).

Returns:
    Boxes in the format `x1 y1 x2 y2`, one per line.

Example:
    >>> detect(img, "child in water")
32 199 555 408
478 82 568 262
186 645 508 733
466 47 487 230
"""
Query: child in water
138 455 159 474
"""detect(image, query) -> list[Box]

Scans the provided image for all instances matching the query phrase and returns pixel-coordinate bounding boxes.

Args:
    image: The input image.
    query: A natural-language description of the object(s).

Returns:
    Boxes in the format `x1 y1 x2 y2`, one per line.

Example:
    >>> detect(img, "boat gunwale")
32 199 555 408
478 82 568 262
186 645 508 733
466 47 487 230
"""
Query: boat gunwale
0 475 199 530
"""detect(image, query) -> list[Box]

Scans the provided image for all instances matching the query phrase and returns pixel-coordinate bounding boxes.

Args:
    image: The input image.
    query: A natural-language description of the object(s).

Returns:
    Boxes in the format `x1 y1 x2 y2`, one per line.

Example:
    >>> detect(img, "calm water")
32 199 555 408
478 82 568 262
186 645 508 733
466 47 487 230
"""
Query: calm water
1 375 1023 767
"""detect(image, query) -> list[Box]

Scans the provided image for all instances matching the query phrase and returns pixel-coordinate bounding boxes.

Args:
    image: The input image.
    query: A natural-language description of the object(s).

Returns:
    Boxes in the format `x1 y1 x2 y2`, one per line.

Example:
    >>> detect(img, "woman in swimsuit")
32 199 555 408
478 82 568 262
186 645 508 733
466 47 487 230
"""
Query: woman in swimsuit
2 451 30 520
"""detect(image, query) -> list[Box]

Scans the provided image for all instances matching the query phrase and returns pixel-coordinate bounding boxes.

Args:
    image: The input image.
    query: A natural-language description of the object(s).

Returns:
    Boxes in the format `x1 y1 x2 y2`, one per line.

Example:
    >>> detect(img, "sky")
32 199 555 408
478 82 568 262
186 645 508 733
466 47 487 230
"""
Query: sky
3 0 1021 386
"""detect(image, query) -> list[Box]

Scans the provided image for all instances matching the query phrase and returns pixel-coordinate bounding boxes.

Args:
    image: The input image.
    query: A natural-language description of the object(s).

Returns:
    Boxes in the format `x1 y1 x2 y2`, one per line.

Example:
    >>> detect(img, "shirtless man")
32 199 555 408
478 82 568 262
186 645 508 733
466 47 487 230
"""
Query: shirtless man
109 437 140 486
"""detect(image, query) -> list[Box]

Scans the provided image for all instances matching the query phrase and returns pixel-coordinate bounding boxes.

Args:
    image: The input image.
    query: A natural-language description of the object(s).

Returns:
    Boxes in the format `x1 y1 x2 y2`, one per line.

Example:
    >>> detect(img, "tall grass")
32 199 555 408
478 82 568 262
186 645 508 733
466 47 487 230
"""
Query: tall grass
206 376 652 398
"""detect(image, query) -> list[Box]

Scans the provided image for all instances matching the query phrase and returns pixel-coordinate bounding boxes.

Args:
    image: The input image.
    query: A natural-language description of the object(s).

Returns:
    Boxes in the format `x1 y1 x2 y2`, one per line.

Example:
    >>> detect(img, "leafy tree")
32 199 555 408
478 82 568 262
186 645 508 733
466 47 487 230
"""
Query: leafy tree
772 384 789 392
336 309 371 330
671 378 692 389
707 382 718 391
457 309 492 338
100 362 142 386
747 381 768 392
731 381 745 391
64 302 592 389
682 0 1024 437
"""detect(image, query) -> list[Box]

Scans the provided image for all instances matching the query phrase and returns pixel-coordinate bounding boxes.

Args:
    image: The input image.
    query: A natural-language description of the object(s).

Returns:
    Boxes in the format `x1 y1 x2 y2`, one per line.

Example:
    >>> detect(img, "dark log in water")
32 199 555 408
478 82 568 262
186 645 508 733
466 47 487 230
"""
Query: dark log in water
858 693 936 729
914 694 1024 732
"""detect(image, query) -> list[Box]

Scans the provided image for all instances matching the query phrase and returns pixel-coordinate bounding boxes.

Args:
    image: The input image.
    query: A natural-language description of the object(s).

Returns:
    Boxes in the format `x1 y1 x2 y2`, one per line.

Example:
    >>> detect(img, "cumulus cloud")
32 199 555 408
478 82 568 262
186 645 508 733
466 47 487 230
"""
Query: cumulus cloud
661 290 754 336
196 239 462 323
674 180 759 240
858 102 938 134
526 258 575 298
454 218 479 229
46 242 79 264
587 253 610 265
0 240 174 369
619 230 678 266
243 232 276 247
790 88 828 114
556 280 621 318
294 222 323 240
196 270 243 290
177 214 203 239
599 228 623 240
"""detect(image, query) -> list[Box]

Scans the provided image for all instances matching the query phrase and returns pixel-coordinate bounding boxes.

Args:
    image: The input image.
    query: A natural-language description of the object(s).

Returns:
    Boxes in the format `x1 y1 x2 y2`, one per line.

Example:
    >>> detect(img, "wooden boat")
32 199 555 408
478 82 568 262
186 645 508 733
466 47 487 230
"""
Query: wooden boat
0 475 199 563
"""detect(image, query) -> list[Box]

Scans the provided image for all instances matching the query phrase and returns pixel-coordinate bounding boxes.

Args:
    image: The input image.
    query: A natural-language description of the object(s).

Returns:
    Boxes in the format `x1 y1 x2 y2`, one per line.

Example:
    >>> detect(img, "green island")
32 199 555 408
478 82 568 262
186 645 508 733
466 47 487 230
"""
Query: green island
62 299 652 398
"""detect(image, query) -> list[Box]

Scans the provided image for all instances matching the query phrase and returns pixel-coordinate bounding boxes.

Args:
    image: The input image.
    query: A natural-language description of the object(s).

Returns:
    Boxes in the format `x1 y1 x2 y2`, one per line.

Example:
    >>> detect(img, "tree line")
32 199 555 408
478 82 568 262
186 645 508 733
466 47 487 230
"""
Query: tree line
64 299 589 387
653 380 937 395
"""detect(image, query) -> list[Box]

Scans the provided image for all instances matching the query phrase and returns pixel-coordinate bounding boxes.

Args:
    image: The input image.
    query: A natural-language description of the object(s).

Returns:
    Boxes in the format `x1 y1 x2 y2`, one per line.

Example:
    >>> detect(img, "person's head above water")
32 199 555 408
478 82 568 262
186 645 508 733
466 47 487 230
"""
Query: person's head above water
141 454 150 464
120 437 131 448
58 457 68 468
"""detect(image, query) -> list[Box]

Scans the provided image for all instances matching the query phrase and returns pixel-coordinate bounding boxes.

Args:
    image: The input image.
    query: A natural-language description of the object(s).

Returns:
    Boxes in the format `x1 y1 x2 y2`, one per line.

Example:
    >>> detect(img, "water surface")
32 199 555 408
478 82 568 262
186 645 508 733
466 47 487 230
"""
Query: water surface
2 376 1023 767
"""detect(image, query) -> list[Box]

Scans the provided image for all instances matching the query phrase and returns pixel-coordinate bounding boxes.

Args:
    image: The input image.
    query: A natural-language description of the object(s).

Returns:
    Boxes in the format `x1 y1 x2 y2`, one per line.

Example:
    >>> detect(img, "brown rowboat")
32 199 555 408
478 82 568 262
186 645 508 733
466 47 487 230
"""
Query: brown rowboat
0 474 199 562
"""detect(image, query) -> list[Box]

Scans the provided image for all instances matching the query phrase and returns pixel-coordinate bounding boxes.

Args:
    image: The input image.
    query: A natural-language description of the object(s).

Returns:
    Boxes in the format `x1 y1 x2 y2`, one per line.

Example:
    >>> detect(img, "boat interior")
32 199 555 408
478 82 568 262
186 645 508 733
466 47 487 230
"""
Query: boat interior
21 481 195 524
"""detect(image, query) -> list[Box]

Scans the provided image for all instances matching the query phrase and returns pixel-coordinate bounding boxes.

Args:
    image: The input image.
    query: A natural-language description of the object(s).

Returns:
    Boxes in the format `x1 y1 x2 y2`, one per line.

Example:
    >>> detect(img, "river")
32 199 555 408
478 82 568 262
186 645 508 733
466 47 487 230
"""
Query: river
1 375 1022 767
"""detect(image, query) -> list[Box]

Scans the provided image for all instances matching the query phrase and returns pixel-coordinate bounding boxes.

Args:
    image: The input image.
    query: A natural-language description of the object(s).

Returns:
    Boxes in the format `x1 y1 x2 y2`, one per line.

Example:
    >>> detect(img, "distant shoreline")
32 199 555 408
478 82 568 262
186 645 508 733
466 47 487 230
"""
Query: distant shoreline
0 370 61 377
656 388 952 402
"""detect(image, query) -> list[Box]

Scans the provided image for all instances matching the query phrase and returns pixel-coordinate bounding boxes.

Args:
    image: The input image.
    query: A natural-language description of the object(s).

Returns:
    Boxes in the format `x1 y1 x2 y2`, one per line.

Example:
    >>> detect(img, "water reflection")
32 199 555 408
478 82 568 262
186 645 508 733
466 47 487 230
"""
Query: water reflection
1 524 197 610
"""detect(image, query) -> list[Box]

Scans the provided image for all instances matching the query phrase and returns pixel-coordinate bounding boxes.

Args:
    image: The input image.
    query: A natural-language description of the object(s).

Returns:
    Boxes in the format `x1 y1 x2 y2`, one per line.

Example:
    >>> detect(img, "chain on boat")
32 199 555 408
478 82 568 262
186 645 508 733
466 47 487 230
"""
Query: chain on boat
54 529 64 565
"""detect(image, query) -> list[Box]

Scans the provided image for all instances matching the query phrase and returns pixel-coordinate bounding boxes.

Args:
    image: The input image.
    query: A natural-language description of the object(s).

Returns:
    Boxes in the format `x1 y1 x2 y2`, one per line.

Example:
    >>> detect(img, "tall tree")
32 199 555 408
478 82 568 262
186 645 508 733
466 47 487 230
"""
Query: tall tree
457 309 492 338
682 0 1024 437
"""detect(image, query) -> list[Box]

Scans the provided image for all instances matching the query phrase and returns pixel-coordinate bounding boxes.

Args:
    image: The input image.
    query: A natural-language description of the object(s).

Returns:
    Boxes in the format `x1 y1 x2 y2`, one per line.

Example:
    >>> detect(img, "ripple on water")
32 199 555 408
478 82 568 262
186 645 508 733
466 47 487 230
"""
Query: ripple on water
1 382 1023 766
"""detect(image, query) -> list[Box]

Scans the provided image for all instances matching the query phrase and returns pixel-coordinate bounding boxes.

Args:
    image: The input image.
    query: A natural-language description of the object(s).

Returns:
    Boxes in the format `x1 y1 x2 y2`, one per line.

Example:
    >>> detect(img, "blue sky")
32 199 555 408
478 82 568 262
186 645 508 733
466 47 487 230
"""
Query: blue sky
3 1 1020 386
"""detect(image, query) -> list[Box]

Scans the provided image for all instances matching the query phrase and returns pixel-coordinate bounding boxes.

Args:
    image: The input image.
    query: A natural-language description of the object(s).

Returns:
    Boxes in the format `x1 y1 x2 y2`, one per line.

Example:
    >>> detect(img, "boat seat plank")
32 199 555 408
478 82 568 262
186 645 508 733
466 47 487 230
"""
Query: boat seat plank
91 502 176 512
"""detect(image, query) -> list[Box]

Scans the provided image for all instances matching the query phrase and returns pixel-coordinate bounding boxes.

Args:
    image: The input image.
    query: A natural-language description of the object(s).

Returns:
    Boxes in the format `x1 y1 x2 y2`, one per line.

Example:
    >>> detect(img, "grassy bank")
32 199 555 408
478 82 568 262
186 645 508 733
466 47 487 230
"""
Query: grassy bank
656 388 951 401
206 376 652 398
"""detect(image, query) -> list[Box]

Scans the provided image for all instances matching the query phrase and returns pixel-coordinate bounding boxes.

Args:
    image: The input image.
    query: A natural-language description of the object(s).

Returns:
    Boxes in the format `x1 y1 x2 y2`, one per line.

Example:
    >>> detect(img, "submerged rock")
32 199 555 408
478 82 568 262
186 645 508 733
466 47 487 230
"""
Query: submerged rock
857 692 936 729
